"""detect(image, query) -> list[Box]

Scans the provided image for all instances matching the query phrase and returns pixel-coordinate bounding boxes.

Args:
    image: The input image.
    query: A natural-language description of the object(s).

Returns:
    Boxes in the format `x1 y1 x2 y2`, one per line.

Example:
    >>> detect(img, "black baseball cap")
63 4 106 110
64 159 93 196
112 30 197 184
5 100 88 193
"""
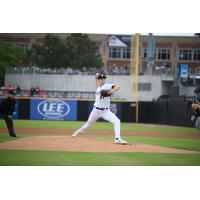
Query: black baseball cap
98 73 107 79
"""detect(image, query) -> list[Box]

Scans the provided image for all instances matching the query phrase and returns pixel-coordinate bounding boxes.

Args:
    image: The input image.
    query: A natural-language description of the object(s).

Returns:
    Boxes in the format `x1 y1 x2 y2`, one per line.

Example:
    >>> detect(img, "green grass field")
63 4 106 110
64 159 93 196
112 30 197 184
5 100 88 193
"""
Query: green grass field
1 119 198 133
0 120 200 166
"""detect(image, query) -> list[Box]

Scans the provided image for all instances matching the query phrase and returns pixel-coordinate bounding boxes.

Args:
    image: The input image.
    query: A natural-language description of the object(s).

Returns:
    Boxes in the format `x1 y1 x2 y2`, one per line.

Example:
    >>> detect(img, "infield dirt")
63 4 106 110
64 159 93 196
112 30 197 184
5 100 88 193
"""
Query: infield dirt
0 136 198 154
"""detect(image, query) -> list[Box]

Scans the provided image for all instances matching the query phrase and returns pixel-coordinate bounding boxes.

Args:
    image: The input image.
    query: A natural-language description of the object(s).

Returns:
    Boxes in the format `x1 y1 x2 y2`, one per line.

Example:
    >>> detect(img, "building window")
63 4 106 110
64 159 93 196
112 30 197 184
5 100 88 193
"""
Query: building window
158 49 170 60
109 47 121 59
143 49 147 58
179 49 192 60
194 50 200 60
122 48 130 59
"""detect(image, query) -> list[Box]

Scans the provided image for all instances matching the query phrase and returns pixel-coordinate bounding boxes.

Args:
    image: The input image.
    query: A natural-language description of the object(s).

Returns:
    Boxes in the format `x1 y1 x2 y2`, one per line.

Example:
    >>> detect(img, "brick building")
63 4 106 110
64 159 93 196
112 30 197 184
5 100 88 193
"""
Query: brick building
1 33 200 76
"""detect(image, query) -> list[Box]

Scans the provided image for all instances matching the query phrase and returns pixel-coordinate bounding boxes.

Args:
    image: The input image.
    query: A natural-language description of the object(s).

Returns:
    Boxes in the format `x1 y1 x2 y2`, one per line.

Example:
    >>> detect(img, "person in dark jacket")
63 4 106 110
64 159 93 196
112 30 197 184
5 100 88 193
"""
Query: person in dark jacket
0 90 17 137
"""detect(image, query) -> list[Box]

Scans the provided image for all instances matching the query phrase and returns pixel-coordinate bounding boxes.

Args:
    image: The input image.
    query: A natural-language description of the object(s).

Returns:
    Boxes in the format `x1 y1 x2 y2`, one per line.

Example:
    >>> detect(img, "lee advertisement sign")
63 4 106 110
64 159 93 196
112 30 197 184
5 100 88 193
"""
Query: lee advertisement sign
30 99 77 120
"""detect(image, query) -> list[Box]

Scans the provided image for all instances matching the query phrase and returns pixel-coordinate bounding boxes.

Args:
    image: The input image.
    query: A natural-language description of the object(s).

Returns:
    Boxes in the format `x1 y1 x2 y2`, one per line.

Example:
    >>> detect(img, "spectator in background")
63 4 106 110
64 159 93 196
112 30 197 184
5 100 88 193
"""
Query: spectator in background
7 84 14 93
35 86 40 96
0 85 6 96
0 85 6 90
30 86 36 97
16 86 22 96
112 67 119 75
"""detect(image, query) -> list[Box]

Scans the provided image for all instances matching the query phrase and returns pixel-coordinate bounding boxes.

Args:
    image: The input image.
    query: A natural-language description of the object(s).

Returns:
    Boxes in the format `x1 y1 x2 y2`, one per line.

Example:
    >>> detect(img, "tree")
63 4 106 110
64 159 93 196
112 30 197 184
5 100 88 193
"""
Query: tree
23 48 34 67
65 33 103 69
31 33 103 69
0 43 25 85
195 33 200 37
31 34 66 68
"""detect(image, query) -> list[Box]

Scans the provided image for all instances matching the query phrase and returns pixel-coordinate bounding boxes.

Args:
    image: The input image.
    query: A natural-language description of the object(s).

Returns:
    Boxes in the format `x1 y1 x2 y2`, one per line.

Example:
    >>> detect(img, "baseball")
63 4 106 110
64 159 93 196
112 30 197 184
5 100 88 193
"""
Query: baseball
95 73 100 79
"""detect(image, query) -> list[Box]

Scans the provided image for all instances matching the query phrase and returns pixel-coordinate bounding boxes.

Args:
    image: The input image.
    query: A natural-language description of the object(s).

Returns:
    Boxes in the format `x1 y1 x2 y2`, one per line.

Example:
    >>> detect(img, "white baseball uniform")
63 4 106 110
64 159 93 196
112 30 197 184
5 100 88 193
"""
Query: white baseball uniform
74 83 121 139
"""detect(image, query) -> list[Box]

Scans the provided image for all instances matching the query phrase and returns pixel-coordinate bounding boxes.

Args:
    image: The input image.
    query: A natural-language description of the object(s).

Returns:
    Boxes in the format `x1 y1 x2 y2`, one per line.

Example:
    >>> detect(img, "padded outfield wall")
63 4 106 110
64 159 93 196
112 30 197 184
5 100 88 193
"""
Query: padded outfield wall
0 97 194 127
0 97 136 122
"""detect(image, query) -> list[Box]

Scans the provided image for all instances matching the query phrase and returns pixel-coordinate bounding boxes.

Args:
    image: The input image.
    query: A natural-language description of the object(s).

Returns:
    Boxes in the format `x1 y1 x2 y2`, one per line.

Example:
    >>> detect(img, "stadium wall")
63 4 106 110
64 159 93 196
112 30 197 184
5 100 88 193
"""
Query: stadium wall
5 74 173 101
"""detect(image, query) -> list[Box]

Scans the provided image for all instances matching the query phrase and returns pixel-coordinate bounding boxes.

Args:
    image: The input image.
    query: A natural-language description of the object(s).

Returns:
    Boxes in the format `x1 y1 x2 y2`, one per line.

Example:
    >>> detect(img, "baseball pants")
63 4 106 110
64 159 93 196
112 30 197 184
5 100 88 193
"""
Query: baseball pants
0 113 16 136
75 107 121 138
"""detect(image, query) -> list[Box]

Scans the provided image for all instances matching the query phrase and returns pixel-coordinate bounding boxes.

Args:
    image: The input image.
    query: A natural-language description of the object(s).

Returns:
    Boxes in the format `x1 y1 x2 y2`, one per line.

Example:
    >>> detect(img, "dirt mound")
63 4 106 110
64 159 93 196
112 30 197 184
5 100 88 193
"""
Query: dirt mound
0 136 197 154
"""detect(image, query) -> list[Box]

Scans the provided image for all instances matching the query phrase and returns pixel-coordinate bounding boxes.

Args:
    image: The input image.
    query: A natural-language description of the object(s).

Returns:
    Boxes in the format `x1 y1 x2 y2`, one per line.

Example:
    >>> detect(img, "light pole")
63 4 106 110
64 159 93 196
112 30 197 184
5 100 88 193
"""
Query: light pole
147 33 155 75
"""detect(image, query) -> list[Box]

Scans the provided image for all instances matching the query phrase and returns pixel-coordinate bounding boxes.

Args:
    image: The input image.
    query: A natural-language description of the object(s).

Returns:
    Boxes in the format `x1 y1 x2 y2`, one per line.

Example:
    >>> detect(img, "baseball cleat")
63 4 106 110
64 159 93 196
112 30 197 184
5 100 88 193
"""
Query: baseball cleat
10 134 17 137
114 138 127 145
72 131 81 137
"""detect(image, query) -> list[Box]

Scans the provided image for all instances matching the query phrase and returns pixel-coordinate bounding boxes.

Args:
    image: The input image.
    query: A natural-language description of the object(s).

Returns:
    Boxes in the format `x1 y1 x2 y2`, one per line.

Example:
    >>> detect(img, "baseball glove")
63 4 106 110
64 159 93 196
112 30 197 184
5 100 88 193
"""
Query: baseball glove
100 89 111 97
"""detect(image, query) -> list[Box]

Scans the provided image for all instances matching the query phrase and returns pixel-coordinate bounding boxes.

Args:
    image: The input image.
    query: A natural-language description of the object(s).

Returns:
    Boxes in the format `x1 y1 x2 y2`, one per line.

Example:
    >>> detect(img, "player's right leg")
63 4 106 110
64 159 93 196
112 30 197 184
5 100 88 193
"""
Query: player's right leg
72 108 100 137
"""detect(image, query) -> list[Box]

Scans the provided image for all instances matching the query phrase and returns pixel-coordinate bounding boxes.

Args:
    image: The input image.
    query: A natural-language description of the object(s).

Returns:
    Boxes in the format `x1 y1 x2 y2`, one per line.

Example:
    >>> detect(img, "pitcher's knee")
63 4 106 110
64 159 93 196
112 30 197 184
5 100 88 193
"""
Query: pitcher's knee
113 118 120 125
85 122 92 128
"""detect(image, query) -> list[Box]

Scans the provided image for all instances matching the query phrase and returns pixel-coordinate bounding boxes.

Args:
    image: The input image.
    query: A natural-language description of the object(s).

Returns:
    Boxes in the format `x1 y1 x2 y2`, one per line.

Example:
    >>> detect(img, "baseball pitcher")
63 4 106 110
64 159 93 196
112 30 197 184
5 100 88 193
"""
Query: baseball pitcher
72 73 127 144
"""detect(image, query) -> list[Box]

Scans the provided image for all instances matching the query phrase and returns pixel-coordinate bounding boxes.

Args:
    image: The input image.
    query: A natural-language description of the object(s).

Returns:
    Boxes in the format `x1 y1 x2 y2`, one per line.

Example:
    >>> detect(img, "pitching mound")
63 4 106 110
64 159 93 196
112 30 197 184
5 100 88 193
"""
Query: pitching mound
0 136 197 154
